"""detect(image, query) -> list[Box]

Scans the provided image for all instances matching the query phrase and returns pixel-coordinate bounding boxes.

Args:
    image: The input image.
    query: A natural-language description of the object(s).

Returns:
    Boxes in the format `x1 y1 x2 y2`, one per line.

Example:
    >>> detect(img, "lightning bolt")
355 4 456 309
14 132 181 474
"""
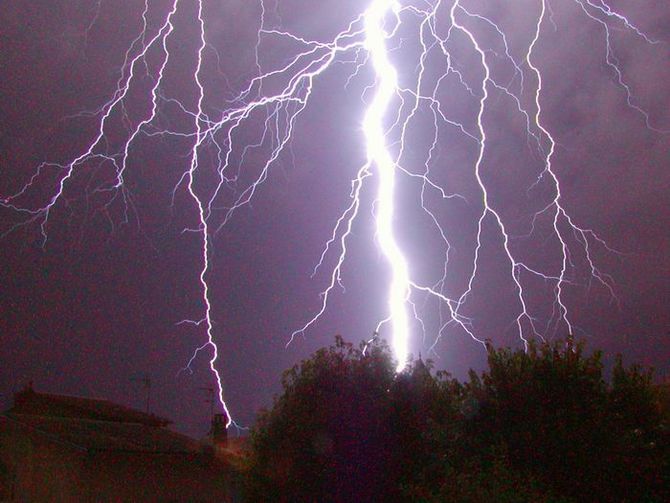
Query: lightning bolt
2 0 665 426
363 0 412 371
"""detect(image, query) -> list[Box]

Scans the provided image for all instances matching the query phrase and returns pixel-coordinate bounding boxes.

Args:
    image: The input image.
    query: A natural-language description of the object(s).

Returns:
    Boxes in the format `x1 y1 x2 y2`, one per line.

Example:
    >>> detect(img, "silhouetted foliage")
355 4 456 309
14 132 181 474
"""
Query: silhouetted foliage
245 336 396 501
244 336 461 502
244 337 669 502
426 340 669 502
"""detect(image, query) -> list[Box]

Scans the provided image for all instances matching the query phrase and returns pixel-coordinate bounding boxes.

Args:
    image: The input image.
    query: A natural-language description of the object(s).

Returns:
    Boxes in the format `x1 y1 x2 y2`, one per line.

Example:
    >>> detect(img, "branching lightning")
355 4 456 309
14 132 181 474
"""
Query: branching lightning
2 0 666 425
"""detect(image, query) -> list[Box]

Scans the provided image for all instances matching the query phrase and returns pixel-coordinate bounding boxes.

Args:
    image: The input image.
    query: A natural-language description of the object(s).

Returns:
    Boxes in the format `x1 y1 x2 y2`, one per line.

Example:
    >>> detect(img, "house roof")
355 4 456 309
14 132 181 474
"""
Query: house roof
2 414 201 454
2 386 206 455
10 386 170 427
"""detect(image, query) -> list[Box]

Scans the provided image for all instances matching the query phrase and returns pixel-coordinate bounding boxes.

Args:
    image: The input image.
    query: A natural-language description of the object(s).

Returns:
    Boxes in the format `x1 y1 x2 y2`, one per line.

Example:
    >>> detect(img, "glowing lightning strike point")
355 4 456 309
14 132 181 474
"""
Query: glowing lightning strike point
363 0 411 371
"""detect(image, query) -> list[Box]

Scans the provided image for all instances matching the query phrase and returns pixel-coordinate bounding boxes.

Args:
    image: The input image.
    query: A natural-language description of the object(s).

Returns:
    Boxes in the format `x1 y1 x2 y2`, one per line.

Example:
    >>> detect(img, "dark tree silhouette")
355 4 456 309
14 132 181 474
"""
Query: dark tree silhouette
433 341 670 502
244 337 669 502
245 336 397 502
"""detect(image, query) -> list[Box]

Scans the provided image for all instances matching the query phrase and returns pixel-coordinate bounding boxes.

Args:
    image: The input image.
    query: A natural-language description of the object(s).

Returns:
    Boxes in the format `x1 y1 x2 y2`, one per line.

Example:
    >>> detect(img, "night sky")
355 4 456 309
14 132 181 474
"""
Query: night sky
1 0 669 437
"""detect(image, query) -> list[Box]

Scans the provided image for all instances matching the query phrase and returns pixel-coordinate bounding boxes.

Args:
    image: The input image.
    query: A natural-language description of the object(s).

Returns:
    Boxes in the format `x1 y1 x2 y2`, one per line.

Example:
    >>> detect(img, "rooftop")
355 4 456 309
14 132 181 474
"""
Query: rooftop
3 384 204 455
2 414 201 454
10 384 170 427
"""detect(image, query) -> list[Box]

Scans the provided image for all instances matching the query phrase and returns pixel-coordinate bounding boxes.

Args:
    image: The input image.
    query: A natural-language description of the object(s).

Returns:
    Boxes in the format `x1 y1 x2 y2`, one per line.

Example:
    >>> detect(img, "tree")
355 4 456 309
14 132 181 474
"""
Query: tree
451 340 669 502
244 336 397 502
244 336 462 502
389 358 463 497
244 336 668 502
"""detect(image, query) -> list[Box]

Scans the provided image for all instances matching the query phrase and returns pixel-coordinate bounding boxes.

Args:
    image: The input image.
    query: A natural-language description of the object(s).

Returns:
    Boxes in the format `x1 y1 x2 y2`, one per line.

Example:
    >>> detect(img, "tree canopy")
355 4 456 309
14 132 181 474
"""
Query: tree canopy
244 337 669 502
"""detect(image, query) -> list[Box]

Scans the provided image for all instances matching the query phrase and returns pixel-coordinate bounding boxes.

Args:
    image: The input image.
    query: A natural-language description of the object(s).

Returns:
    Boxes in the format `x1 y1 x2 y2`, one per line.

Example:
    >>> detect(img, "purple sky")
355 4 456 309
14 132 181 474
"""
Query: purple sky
1 0 669 437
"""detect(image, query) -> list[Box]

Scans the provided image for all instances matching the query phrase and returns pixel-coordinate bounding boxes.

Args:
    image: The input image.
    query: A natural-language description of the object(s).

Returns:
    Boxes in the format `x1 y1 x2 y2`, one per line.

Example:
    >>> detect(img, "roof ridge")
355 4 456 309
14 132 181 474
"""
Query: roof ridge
6 412 159 427
12 387 171 426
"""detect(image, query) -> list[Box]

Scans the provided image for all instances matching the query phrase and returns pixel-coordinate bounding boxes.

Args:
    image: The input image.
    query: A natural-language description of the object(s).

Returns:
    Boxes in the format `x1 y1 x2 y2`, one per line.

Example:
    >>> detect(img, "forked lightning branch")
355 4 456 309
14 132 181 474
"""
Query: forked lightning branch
1 0 664 425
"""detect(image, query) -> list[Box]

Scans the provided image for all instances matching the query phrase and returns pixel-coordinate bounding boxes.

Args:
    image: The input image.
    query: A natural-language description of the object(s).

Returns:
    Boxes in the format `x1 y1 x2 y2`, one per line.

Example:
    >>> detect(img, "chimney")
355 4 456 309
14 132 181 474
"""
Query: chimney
210 413 228 450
